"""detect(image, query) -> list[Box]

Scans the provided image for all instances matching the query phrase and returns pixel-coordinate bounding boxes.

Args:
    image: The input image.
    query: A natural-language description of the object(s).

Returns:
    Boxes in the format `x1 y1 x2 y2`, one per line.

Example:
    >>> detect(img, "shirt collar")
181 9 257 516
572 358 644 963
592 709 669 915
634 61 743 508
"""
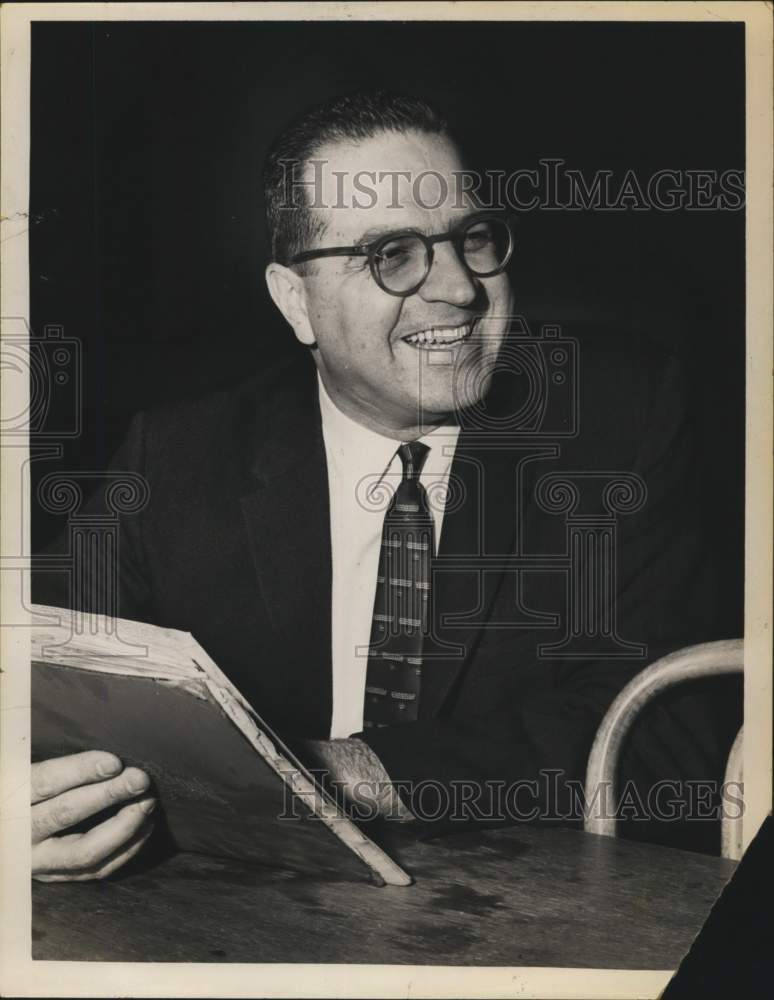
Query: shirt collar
317 374 460 484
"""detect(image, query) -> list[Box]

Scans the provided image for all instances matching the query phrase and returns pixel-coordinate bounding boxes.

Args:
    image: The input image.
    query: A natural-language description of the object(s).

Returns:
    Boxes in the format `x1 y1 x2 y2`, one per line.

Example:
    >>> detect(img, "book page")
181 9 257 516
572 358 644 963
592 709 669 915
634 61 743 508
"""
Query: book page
32 603 206 683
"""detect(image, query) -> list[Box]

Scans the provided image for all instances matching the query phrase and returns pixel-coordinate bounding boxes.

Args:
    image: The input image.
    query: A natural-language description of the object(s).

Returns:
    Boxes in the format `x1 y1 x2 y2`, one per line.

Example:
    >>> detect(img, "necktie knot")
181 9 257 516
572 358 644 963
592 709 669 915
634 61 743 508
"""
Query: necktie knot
398 441 430 482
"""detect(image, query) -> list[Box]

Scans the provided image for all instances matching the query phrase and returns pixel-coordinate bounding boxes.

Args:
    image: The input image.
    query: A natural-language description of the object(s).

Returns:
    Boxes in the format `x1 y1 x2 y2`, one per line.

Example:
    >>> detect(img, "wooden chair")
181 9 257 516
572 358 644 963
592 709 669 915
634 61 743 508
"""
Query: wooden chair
583 639 744 859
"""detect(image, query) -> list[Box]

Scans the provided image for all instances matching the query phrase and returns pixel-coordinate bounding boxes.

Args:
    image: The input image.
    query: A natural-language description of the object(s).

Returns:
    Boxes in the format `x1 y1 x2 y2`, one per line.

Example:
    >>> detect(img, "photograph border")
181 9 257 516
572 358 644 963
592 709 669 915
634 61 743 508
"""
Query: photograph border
1 3 771 998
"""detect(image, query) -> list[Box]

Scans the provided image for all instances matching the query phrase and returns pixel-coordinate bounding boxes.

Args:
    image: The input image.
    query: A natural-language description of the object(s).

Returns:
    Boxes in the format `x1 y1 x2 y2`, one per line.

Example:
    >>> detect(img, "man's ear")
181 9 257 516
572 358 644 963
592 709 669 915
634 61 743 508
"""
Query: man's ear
264 262 317 348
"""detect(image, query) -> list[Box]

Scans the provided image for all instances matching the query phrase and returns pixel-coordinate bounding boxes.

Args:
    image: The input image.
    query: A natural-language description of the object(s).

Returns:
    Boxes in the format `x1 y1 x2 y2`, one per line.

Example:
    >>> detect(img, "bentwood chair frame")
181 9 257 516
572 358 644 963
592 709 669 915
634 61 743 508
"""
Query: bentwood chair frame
583 639 744 859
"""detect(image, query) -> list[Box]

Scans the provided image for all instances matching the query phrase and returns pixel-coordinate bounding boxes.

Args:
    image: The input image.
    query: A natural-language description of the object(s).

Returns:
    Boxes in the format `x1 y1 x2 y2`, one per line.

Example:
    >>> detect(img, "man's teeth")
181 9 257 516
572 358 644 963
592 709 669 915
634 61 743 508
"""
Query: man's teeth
403 323 473 349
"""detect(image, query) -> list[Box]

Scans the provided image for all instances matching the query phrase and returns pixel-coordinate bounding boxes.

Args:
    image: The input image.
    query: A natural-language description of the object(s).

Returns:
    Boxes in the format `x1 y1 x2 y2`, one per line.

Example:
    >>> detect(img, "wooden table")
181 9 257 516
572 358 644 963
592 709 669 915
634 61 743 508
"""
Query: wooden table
32 825 736 968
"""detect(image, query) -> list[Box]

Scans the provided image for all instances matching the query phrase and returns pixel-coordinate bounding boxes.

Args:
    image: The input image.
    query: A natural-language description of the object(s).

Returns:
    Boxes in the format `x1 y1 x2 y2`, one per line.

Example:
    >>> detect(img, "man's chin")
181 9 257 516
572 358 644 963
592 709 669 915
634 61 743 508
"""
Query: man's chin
394 348 497 427
413 377 491 428
447 362 494 419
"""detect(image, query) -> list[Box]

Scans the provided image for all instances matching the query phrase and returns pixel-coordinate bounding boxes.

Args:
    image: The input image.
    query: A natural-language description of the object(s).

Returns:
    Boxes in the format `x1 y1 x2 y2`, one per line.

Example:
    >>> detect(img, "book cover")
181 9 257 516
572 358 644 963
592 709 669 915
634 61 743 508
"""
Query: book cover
31 604 412 887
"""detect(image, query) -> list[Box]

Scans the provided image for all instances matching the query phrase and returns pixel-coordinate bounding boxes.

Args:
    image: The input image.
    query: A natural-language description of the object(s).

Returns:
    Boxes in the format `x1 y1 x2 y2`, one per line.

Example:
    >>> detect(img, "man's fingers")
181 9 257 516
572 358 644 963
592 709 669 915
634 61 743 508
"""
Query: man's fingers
70 828 151 882
31 751 124 804
32 816 154 883
31 796 156 876
74 795 156 868
31 766 151 843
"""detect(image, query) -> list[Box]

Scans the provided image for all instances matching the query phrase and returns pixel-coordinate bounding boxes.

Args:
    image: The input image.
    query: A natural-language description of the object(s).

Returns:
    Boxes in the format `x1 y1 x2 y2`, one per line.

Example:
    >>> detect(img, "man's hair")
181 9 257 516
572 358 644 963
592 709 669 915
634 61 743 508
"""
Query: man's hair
263 90 449 265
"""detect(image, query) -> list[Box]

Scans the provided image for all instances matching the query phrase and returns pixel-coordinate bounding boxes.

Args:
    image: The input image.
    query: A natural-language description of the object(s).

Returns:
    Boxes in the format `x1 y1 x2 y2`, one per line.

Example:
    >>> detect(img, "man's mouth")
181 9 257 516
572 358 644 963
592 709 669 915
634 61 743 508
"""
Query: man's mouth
401 320 476 351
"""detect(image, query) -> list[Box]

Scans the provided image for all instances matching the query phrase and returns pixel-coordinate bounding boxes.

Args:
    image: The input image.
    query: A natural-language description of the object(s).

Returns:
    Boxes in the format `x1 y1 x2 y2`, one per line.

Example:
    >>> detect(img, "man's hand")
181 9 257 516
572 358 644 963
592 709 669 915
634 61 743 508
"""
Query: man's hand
304 737 414 822
32 751 156 882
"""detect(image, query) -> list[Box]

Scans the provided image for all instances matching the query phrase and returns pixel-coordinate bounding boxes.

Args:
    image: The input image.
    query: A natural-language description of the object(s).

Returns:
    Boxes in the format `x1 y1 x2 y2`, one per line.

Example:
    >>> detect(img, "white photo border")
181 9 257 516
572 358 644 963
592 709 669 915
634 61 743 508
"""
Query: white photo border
1 3 771 998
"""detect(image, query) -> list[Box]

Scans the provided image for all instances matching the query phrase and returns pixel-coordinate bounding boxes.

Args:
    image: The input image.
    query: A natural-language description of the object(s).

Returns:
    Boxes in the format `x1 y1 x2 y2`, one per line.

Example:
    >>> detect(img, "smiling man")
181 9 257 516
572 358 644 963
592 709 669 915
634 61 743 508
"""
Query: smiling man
259 98 518 813
32 91 732 879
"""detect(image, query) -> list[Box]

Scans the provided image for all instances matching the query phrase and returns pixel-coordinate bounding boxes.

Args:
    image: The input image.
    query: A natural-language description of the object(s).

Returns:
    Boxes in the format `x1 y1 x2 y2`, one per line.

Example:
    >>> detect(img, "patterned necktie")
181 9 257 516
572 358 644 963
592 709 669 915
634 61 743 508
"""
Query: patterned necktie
363 441 434 728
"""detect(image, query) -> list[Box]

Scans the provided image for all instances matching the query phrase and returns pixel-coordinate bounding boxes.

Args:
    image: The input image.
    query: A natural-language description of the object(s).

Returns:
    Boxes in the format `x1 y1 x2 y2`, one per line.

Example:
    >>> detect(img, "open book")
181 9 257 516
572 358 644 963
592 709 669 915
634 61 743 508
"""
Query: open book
30 604 412 887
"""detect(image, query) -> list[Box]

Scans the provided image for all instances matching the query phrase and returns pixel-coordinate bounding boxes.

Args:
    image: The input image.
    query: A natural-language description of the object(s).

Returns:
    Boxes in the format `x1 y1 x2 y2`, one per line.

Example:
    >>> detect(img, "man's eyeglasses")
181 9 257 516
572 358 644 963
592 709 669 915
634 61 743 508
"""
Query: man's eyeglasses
289 213 515 297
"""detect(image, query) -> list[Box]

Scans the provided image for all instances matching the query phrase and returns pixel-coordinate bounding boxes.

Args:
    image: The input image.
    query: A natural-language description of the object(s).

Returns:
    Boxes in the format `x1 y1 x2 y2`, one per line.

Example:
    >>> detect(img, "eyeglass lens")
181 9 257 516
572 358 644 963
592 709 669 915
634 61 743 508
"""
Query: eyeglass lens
373 217 512 294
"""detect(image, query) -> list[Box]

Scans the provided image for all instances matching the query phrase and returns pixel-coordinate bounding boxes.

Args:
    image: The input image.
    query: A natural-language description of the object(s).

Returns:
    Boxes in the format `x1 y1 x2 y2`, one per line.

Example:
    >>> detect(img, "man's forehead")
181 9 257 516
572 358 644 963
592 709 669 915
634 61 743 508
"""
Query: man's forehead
301 129 474 242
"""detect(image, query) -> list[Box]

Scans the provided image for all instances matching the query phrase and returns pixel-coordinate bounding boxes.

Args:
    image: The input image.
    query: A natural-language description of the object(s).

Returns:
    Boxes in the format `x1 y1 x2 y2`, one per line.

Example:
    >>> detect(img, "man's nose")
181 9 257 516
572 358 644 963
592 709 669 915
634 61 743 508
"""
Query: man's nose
417 241 478 307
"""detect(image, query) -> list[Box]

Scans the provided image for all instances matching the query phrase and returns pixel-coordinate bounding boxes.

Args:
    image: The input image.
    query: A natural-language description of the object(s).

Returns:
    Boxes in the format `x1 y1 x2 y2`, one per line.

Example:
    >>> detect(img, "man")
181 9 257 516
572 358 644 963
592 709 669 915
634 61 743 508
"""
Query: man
31 91 734 881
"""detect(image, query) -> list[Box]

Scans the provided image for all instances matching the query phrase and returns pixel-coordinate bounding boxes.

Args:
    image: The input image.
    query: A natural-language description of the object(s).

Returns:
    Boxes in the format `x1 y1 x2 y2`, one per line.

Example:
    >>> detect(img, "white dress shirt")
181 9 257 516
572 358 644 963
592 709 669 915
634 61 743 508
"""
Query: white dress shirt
318 375 461 738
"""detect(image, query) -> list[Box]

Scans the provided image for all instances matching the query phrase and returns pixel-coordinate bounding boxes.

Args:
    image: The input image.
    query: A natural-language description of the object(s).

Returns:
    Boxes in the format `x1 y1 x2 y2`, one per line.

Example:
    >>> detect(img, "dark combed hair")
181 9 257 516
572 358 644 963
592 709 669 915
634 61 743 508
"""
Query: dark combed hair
263 90 449 265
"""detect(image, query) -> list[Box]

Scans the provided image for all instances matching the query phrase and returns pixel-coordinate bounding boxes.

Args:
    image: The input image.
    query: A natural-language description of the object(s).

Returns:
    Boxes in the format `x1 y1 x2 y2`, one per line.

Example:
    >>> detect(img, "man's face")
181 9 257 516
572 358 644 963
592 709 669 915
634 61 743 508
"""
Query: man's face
294 129 514 436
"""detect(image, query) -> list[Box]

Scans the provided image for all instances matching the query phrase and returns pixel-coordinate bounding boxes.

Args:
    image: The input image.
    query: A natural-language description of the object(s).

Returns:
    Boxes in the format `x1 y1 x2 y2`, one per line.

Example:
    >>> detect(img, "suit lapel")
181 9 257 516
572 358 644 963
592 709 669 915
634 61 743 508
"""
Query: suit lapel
239 357 333 737
420 434 519 718
237 355 525 729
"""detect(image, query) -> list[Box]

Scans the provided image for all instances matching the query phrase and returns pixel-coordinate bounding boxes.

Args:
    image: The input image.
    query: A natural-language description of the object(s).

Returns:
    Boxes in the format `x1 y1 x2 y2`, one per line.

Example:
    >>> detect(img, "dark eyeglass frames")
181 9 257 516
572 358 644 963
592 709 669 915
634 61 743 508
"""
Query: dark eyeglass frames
288 213 515 297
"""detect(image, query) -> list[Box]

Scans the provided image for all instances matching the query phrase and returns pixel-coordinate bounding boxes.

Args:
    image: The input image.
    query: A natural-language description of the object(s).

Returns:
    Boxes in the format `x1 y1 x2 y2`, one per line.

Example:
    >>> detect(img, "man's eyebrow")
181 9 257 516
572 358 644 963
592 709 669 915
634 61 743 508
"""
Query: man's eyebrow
351 210 486 247
350 223 422 246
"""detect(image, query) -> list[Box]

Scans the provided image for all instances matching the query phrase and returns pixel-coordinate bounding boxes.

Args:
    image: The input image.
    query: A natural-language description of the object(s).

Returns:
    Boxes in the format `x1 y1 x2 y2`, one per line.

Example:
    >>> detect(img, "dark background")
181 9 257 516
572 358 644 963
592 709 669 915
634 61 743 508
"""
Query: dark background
29 19 745 636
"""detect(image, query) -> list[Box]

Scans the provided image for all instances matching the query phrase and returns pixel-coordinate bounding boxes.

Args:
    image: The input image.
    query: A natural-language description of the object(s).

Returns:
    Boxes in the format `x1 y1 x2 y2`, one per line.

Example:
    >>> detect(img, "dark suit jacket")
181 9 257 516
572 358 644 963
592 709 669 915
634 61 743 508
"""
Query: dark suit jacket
34 331 740 845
